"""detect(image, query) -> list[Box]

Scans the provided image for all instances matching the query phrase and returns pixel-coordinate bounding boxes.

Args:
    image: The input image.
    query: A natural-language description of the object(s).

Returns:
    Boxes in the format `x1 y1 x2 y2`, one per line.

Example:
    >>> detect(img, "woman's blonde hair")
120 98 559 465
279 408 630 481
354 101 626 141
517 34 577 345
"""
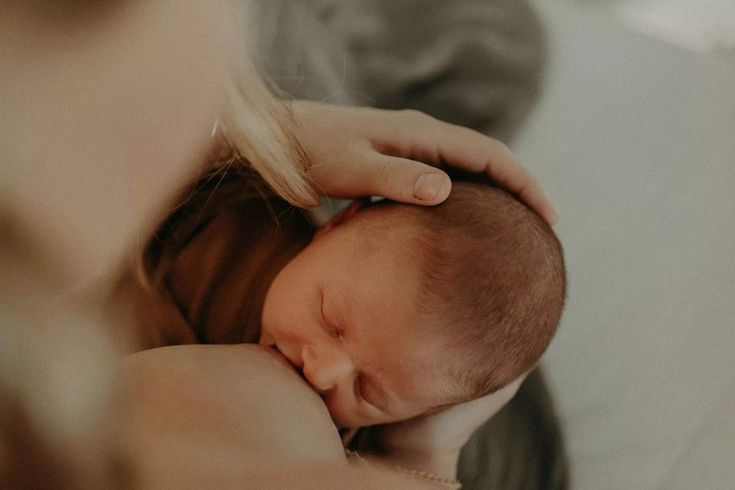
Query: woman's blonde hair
218 58 319 208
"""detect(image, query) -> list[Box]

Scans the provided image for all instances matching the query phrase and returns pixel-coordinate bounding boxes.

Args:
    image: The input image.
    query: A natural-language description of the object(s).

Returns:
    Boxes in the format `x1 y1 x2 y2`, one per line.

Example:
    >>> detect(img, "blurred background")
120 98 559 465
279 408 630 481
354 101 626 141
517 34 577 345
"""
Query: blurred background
517 0 735 488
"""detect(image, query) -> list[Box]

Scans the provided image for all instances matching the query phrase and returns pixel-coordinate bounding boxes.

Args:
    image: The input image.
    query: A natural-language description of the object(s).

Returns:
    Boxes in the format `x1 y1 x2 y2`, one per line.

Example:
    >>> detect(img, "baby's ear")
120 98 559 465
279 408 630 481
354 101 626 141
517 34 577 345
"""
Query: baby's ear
313 198 368 241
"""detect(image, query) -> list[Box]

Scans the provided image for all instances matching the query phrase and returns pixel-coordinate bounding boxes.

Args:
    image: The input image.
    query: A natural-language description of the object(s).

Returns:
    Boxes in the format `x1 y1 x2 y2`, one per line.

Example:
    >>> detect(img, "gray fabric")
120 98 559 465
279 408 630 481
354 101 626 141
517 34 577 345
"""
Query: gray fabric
246 0 358 106
248 0 545 142
247 1 566 488
458 368 568 490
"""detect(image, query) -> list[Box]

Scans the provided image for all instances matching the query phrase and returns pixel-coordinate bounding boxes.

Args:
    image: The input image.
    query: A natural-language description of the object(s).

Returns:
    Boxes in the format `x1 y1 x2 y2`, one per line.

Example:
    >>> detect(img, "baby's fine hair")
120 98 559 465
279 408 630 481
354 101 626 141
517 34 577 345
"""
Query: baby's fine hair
355 181 566 401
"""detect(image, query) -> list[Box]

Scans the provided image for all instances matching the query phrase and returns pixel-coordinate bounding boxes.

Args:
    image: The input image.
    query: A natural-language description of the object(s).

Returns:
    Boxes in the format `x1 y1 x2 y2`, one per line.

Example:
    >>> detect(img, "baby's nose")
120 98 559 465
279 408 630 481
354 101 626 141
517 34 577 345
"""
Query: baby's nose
301 344 354 394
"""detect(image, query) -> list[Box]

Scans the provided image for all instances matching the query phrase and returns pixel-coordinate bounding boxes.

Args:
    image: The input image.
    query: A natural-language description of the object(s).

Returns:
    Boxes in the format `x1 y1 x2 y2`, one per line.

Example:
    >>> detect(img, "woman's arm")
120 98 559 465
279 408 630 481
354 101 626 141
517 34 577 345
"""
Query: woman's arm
357 374 528 479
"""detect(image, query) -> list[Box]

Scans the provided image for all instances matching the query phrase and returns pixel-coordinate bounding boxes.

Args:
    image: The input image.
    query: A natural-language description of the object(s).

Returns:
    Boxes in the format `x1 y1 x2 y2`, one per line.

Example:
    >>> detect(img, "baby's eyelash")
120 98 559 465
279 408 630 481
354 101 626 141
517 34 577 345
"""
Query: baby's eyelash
331 325 345 341
320 290 343 339
355 375 375 407
354 375 366 402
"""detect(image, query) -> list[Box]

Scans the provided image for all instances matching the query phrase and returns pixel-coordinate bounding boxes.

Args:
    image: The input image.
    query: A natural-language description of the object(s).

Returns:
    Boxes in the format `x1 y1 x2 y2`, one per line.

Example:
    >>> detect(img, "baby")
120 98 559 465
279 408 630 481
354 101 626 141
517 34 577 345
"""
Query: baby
125 166 565 429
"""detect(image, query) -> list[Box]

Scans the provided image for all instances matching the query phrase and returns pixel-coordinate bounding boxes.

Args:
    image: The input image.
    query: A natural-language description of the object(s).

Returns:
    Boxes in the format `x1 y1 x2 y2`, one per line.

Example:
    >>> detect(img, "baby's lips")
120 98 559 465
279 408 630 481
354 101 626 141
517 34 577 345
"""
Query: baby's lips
272 343 305 372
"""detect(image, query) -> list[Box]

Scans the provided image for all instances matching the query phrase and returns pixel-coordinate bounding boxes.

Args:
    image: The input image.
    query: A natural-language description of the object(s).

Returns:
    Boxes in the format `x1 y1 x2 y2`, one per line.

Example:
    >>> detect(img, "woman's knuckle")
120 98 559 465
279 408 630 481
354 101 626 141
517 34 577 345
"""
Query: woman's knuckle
400 109 433 125
379 163 396 190
491 139 513 157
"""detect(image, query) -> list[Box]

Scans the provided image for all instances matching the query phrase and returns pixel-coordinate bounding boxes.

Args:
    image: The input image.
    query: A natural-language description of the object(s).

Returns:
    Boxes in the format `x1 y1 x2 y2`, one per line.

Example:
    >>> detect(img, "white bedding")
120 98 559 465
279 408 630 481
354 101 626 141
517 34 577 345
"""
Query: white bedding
521 2 735 488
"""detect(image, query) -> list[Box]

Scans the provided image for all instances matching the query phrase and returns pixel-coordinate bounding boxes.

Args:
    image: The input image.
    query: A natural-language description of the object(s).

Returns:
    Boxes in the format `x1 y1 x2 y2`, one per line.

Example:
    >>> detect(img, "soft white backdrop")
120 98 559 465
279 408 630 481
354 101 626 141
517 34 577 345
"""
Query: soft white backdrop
517 1 735 488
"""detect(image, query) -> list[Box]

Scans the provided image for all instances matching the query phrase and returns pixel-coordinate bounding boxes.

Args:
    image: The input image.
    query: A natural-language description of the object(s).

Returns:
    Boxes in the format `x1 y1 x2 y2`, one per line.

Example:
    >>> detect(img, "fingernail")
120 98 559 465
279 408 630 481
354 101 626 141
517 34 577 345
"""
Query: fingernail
414 173 446 201
548 207 560 225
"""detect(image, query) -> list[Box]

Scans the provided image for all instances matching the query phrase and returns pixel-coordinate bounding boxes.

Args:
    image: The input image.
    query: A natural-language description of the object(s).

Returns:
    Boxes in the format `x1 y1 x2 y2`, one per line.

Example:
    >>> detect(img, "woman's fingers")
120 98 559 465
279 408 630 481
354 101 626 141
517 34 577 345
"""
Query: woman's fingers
373 111 559 224
433 123 559 224
293 102 557 221
366 155 452 205
311 151 452 205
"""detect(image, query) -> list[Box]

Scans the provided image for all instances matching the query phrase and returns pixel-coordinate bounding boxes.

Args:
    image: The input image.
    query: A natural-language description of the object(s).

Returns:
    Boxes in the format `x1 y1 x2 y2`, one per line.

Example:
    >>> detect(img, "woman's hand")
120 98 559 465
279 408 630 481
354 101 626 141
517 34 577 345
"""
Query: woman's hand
291 101 558 224
360 374 527 477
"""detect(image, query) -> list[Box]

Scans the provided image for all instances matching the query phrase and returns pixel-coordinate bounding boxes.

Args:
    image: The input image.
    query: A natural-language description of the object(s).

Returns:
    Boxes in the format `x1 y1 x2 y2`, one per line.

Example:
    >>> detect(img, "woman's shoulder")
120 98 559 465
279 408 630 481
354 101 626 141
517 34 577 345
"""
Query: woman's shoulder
124 344 345 465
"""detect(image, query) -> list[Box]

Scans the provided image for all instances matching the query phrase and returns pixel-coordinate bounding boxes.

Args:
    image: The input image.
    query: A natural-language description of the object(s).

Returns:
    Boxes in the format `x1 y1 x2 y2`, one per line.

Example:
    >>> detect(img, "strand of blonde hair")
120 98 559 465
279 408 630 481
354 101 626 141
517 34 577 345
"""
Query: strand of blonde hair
218 59 319 208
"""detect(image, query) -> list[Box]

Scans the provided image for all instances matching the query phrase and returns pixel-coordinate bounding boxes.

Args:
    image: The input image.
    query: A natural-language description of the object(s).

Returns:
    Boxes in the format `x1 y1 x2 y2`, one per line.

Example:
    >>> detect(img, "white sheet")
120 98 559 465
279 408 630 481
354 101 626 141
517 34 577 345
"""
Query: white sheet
521 2 735 488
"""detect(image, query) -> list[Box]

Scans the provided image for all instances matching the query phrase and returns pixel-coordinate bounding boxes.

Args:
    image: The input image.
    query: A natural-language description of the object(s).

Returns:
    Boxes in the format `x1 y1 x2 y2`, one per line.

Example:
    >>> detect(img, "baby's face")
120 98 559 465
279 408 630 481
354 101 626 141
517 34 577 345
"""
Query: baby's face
260 222 452 428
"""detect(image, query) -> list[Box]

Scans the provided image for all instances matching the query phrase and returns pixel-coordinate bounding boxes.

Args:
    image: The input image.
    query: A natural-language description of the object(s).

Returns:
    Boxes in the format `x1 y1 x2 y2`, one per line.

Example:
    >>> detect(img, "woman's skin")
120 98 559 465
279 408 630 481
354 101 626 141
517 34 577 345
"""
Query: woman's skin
122 345 345 486
122 344 436 489
1 0 554 485
0 0 243 290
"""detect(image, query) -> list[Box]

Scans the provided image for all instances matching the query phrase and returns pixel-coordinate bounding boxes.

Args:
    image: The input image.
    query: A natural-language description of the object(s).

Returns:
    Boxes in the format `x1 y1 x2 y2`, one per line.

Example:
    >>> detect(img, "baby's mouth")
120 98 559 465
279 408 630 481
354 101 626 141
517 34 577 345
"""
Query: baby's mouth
270 343 304 373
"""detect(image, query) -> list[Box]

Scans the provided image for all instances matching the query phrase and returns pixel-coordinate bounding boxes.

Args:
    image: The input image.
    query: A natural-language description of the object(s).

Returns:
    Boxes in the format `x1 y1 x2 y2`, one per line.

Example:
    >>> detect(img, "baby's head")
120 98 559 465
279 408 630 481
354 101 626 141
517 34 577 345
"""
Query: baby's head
260 181 566 428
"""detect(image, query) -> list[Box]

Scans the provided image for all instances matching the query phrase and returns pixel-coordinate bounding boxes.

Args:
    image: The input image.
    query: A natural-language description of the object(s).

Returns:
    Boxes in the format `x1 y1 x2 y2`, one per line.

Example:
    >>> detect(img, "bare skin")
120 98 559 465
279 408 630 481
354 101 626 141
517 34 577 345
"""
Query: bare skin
2 1 551 486
121 344 437 489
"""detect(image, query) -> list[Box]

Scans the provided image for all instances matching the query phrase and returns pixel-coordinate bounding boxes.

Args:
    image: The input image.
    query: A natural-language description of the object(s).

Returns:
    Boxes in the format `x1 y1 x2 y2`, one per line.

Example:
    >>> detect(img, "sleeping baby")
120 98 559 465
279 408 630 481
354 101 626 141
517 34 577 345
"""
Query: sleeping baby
121 165 565 429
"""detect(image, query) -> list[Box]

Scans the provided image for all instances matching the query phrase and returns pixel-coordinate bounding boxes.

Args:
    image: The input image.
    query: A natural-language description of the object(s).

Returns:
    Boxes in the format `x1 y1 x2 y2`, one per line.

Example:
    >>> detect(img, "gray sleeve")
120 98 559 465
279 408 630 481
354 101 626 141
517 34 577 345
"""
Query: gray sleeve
458 368 569 490
247 0 546 142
